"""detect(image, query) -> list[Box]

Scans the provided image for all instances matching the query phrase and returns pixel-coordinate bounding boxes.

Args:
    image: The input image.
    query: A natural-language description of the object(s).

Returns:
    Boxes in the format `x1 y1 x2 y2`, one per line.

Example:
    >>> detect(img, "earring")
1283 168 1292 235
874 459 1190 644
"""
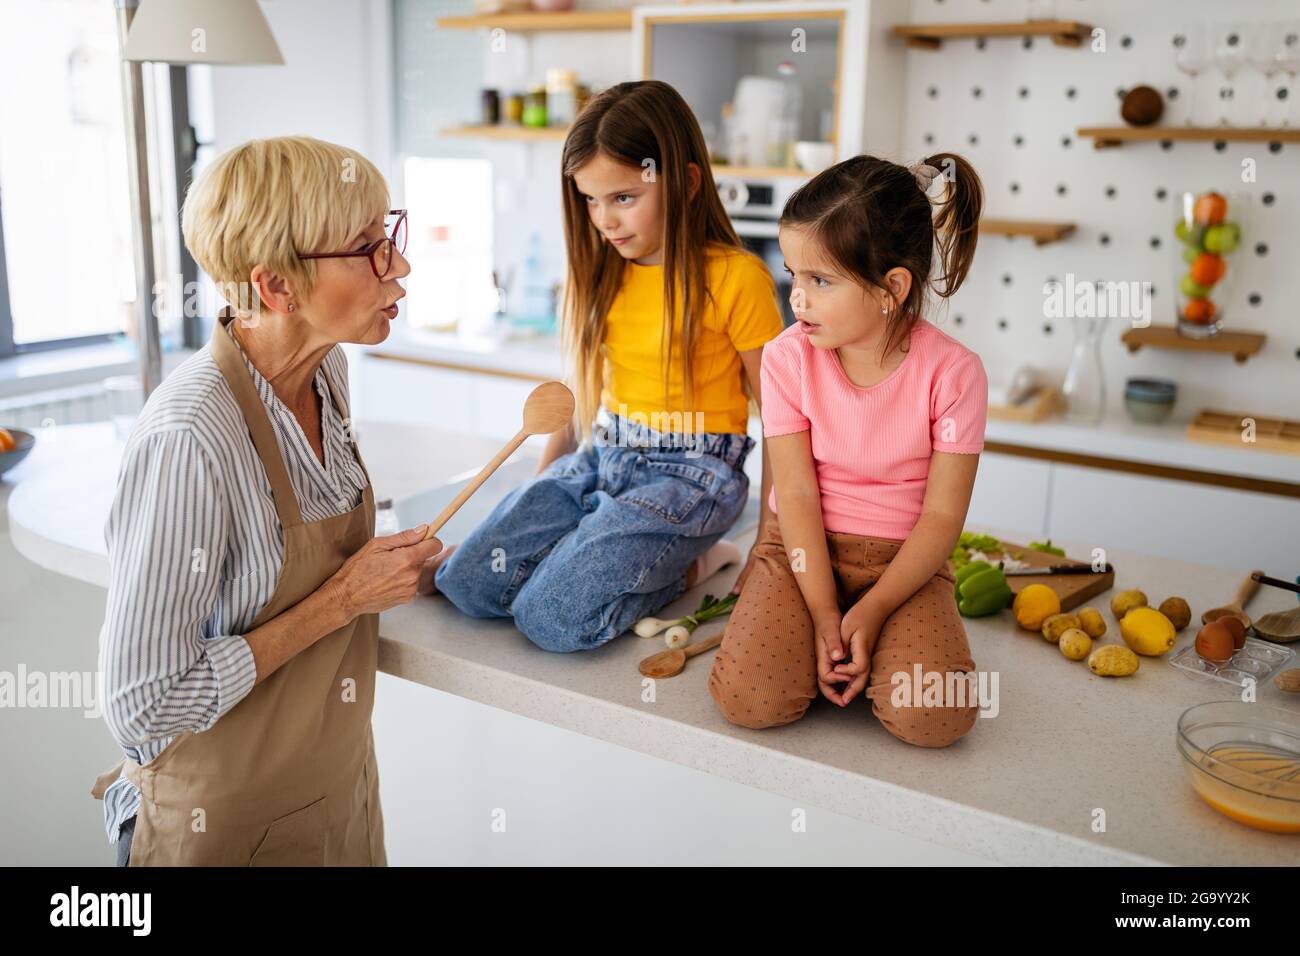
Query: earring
288 303 296 313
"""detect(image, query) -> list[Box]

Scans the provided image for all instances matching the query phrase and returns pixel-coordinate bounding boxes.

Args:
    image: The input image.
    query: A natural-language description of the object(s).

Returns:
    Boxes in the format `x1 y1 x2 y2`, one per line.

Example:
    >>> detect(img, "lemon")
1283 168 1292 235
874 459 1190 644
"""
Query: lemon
1119 607 1177 657
1013 584 1061 631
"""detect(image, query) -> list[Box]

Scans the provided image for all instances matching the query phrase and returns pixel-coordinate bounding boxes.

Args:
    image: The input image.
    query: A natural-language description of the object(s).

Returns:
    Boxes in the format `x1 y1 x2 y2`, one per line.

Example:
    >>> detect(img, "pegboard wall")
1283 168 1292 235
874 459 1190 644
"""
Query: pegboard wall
900 0 1299 421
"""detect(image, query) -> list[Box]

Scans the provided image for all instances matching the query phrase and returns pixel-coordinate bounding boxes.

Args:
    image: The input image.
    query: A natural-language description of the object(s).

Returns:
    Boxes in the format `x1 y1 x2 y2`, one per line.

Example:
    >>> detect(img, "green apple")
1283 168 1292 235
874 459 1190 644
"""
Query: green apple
1204 222 1241 254
1180 273 1212 298
1174 221 1206 248
1183 245 1201 264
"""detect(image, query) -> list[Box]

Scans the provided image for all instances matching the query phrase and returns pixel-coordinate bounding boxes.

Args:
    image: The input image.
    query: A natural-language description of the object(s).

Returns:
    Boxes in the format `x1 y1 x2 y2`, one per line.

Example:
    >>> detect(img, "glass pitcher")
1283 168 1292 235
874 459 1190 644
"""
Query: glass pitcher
1062 312 1108 424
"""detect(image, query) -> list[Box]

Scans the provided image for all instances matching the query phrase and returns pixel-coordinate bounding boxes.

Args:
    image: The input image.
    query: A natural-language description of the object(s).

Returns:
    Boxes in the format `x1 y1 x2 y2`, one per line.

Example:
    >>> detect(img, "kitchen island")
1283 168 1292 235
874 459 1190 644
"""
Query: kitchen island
7 420 1298 865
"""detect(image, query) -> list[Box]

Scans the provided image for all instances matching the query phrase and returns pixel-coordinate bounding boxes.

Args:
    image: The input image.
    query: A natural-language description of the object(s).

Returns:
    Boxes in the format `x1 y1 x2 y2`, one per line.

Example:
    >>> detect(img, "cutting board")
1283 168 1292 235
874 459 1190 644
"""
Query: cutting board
953 540 1115 612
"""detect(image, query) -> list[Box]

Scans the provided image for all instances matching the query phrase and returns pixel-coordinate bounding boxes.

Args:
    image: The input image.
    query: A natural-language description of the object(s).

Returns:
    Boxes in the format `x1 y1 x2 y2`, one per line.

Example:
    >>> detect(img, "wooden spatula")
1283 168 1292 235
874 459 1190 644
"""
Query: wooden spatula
421 381 574 541
638 632 724 679
1254 607 1300 644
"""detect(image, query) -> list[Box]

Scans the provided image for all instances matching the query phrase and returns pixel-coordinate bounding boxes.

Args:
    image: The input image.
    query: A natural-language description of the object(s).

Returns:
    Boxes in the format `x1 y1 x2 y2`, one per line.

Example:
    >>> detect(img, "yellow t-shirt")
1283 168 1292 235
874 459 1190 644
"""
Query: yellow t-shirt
600 244 784 435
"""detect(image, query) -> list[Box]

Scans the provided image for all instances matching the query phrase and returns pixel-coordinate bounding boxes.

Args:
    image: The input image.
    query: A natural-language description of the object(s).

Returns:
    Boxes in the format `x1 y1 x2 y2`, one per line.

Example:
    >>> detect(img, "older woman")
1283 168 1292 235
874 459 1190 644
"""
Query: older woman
90 136 443 866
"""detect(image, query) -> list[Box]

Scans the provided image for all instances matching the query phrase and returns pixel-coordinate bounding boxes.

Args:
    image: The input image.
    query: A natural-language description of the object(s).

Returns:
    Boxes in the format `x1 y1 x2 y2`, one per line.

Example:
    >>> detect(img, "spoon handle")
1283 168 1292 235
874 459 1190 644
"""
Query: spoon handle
1234 570 1264 609
1252 572 1300 595
684 632 725 658
422 429 528 540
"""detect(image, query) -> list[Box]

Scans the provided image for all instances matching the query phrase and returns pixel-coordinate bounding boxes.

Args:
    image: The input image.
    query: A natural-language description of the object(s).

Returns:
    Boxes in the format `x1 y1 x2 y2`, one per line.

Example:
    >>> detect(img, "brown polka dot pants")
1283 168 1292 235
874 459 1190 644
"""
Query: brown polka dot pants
708 521 979 747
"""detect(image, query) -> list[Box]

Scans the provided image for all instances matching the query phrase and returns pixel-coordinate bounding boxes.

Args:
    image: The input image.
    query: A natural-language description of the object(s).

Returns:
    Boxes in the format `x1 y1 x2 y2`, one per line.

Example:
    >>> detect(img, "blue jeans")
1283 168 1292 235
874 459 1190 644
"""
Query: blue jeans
435 410 753 652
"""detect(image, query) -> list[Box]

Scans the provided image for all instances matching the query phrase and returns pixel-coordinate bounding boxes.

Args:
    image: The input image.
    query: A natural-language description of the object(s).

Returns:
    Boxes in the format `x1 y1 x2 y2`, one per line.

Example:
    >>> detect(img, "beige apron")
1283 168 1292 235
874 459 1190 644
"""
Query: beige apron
91 311 386 866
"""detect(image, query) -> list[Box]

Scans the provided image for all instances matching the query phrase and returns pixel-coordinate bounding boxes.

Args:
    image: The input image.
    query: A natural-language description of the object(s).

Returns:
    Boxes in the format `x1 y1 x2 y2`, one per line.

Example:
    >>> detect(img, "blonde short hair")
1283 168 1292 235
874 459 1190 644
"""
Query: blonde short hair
181 135 390 307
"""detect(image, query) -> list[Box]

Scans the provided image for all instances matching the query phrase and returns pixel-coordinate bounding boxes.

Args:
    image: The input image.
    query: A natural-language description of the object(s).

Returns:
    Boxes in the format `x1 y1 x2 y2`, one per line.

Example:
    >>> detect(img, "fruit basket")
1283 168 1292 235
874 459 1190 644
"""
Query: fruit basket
1173 190 1247 340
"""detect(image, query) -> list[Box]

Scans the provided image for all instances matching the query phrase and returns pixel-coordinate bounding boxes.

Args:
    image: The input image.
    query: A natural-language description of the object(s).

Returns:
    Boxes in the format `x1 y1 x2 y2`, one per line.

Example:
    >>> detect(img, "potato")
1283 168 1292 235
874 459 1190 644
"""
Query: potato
1088 644 1140 677
1041 612 1082 643
1059 628 1092 661
1077 606 1107 639
1110 589 1148 621
1158 596 1192 631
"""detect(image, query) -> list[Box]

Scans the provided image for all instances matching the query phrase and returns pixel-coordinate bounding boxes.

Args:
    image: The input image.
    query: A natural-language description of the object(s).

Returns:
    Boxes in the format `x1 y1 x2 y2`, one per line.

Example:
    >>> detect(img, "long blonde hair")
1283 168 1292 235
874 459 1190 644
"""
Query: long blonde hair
560 80 747 436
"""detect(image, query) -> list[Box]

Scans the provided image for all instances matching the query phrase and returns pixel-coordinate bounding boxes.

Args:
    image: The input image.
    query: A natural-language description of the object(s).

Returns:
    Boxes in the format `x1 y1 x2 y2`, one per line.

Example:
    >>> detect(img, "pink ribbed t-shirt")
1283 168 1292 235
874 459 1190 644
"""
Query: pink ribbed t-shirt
760 318 988 540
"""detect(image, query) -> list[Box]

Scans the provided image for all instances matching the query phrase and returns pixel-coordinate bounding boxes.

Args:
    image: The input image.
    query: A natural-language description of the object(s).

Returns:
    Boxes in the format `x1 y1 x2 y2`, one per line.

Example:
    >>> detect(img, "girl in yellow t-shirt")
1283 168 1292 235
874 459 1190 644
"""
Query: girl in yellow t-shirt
426 80 784 653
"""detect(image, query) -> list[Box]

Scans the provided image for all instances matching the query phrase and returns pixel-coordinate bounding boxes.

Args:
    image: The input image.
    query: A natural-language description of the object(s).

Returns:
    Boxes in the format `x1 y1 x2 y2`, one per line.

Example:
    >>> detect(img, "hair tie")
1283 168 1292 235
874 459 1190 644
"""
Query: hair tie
910 162 941 194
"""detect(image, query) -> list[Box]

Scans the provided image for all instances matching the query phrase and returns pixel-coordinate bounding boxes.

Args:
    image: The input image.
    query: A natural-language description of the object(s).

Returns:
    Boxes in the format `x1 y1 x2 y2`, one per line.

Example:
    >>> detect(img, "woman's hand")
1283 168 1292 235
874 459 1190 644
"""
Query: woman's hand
327 525 445 618
828 598 886 706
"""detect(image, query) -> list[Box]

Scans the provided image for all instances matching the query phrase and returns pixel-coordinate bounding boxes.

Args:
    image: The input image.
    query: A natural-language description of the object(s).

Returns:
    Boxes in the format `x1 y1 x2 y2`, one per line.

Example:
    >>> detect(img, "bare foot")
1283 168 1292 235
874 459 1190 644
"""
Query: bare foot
685 538 743 587
417 543 458 596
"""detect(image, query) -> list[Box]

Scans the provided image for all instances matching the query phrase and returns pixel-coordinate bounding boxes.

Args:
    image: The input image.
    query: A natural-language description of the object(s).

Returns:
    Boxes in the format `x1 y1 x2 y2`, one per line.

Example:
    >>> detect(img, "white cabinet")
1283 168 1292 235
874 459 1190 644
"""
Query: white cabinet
968 452 1299 574
1046 463 1300 574
966 451 1051 539
358 355 545 446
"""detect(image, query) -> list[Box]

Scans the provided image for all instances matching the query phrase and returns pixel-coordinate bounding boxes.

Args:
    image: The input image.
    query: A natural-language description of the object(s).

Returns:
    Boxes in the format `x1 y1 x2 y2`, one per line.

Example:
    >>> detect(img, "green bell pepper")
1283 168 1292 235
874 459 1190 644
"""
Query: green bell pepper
956 565 1013 617
954 559 993 586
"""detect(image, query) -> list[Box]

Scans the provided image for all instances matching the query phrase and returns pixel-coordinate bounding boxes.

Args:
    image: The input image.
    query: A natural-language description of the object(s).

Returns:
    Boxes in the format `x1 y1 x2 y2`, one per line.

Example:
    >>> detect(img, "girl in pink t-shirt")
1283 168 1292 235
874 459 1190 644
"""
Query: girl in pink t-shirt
709 153 988 748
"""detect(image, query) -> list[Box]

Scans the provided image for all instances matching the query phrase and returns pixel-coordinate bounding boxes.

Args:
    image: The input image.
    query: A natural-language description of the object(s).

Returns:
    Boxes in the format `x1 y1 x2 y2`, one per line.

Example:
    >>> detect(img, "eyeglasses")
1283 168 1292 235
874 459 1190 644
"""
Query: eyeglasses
297 209 408 279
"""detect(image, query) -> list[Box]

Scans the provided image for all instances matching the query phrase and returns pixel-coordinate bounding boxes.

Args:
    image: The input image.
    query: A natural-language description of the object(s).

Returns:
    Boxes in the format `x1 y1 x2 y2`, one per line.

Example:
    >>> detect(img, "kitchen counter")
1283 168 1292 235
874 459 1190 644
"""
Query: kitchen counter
8 419 1298 865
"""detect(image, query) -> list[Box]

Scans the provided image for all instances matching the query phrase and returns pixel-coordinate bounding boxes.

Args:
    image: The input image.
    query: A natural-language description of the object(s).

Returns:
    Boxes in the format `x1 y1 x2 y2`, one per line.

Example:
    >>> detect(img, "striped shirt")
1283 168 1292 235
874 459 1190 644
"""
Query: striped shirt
97 337 368 845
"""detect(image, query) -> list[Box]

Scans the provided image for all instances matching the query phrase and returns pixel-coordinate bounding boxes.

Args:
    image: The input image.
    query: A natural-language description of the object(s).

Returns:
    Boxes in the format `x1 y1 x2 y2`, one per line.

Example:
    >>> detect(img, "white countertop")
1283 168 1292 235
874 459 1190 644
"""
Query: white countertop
7 418 1298 865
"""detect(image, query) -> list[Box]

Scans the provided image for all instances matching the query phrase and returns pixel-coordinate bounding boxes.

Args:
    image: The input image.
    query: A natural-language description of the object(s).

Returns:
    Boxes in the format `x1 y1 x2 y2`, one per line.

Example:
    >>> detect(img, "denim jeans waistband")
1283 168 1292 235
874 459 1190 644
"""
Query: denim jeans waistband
593 407 754 469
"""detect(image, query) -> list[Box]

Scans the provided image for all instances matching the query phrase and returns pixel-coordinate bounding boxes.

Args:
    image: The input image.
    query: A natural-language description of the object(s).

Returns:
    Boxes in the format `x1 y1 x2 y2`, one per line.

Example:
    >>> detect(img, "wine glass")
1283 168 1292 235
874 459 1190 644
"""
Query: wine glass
1246 24 1282 127
1280 20 1300 128
1173 23 1214 126
1212 21 1248 126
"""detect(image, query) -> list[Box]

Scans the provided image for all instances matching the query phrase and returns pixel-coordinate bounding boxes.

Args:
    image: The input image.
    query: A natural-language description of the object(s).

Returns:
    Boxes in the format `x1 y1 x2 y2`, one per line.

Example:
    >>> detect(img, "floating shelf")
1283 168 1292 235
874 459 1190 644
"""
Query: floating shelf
979 218 1076 246
441 125 569 141
893 20 1093 49
1121 324 1266 364
436 10 632 32
1078 126 1300 149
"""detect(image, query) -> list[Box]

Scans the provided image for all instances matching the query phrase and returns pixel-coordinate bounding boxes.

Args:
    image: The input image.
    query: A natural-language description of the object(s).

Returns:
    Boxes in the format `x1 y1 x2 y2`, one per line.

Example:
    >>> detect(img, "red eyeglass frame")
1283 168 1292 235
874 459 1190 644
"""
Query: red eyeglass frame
297 209 408 278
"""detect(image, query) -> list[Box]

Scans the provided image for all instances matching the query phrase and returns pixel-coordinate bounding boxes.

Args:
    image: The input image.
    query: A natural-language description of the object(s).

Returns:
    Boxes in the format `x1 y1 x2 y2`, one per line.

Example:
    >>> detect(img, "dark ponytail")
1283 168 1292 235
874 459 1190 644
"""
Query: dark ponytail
922 152 983 299
779 151 984 356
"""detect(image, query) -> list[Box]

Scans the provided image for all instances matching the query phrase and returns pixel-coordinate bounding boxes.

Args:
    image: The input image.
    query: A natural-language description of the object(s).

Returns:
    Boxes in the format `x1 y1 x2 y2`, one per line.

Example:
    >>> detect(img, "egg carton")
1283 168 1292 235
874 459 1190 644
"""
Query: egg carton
1168 637 1295 687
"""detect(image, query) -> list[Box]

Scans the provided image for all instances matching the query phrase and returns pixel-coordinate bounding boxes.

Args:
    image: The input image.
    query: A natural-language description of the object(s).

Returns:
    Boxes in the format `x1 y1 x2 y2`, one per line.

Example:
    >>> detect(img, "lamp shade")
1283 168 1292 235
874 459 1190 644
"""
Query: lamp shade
122 0 283 65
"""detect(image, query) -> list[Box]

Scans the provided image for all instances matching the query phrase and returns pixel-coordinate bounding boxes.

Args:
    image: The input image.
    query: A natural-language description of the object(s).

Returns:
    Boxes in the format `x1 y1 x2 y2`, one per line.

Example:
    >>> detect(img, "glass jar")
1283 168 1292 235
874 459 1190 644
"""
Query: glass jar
1173 190 1248 340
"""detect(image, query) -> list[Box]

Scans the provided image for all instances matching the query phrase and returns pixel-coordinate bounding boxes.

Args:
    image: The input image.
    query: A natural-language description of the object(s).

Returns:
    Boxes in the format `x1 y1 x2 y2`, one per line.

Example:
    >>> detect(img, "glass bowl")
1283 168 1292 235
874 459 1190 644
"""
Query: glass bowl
1176 700 1300 833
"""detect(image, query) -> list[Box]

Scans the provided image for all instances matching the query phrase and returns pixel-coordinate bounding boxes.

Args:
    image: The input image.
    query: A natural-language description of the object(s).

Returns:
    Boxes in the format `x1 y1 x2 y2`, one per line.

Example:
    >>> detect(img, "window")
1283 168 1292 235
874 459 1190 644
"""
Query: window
0 0 192 356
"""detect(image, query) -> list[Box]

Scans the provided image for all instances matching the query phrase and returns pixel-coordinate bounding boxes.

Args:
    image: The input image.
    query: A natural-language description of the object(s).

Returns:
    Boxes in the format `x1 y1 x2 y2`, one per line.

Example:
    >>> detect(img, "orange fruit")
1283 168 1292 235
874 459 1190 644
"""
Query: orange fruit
0 427 15 453
1193 192 1228 226
1183 298 1217 324
1189 252 1226 286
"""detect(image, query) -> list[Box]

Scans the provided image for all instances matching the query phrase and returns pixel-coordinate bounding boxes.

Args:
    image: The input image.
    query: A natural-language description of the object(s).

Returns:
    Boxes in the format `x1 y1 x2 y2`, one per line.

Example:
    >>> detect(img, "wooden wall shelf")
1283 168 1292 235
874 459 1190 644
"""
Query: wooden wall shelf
1121 324 1266 364
979 218 1075 246
441 125 570 141
436 10 632 32
1078 126 1300 149
893 20 1093 49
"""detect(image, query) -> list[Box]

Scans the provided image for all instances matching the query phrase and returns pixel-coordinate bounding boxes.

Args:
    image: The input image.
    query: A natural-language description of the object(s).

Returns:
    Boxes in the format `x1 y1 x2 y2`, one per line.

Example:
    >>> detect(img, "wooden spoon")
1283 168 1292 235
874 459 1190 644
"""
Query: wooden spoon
638 632 724 679
421 381 574 541
1254 607 1300 644
1200 570 1263 629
